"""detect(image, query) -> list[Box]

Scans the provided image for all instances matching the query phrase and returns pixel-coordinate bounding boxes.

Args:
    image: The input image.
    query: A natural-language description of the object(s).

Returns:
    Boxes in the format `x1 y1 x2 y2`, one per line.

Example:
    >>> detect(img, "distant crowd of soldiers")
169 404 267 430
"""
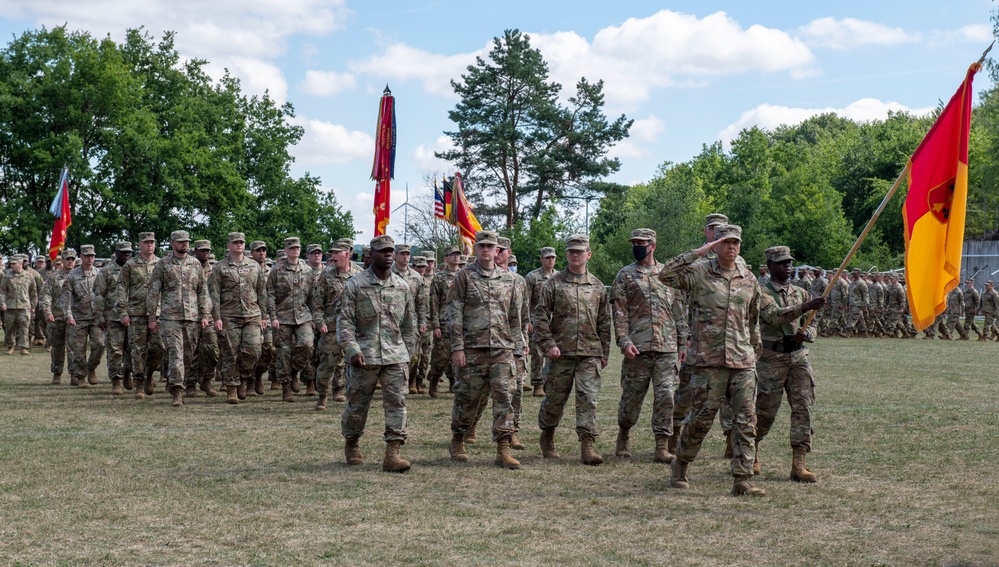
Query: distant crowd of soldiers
0 215 978 494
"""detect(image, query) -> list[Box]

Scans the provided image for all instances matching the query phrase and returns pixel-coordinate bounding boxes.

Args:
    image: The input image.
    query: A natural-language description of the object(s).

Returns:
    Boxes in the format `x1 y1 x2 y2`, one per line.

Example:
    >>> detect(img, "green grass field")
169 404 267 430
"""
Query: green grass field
1 337 997 566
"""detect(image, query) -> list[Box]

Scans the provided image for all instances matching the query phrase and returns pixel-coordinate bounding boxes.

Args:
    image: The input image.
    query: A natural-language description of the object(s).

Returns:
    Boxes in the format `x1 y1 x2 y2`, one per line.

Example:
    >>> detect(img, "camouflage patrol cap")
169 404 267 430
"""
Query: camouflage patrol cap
80 245 96 256
706 213 729 228
629 228 656 243
361 245 371 257
412 256 427 267
444 245 460 256
330 238 354 253
276 250 287 260
62 248 77 259
713 224 742 242
540 246 556 258
497 237 512 250
458 255 469 264
965 278 974 283
851 267 862 274
283 237 301 249
764 246 793 263
988 280 995 286
423 250 437 260
395 243 411 253
53 259 63 267
209 253 216 261
266 259 274 267
758 264 767 270
115 241 133 252
194 240 212 251
171 230 191 242
228 232 246 243
508 254 518 264
475 230 498 245
370 235 395 251
565 234 590 251
306 244 323 254
139 232 156 242
249 240 267 251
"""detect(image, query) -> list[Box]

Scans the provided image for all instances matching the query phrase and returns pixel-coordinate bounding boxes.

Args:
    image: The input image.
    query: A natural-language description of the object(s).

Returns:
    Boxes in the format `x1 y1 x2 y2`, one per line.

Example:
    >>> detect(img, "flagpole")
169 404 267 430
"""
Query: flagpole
802 163 910 329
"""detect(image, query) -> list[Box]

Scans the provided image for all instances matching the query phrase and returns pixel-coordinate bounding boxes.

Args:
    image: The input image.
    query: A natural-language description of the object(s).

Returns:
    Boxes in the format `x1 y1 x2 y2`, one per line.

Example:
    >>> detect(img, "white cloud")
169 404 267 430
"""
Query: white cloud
797 17 920 49
205 57 288 103
609 115 665 158
300 70 357 96
411 135 454 172
351 10 814 109
717 98 935 143
288 117 373 166
929 24 994 47
341 187 413 242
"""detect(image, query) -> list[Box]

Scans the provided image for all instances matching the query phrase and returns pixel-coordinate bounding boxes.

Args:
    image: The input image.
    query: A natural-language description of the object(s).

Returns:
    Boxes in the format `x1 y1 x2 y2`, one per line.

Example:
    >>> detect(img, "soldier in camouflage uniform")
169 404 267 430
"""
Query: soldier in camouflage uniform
24 256 45 348
2 255 37 355
41 249 76 383
843 268 869 337
659 224 766 497
809 268 827 334
535 234 611 466
963 279 982 339
428 245 461 396
884 273 912 338
93 242 133 395
525 246 557 397
945 286 967 340
188 240 220 398
866 273 886 337
267 237 319 402
611 229 688 463
755 246 826 483
447 230 524 469
31 256 49 346
249 241 276 394
209 232 267 405
417 252 436 387
300 243 326 396
315 238 362 410
119 233 165 399
147 231 212 407
338 235 416 472
981 280 999 340
390 244 429 394
757 265 770 288
411 255 435 390
63 245 104 387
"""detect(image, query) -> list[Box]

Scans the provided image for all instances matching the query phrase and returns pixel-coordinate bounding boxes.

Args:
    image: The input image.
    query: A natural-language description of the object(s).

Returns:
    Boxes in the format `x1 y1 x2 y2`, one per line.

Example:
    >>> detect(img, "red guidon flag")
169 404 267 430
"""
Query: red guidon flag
371 86 396 237
903 62 980 331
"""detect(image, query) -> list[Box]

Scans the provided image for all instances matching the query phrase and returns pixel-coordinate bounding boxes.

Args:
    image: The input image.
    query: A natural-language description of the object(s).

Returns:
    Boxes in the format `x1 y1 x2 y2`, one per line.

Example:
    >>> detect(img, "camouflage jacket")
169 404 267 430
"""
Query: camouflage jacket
809 276 828 299
886 281 907 312
611 261 688 354
982 289 999 316
965 288 981 315
447 262 524 353
337 268 416 365
209 256 266 321
147 254 211 322
40 270 72 320
524 267 556 325
534 268 610 359
93 262 126 323
759 280 818 355
2 271 37 311
946 287 965 316
391 264 428 330
316 263 362 327
847 279 869 308
869 281 885 310
659 250 761 369
429 267 458 331
512 271 530 347
118 255 160 318
266 259 319 325
26 267 44 309
831 277 850 309
62 266 99 321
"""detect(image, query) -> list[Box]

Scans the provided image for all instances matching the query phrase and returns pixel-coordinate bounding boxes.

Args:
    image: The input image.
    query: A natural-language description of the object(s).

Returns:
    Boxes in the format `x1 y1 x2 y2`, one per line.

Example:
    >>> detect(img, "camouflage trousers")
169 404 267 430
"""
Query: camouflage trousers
300 329 321 384
538 355 602 440
418 332 432 382
675 362 734 433
529 340 548 386
104 321 132 382
189 325 219 386
274 323 313 384
618 351 678 436
218 318 262 387
676 366 757 477
316 330 346 395
984 314 999 339
32 304 46 344
845 307 867 333
3 309 29 349
451 348 516 441
472 352 525 430
427 331 454 388
884 311 908 337
831 307 849 333
408 332 425 386
946 312 966 337
68 320 104 380
341 362 408 443
128 316 164 380
255 326 275 380
755 350 814 451
964 314 982 337
160 320 200 391
48 319 73 375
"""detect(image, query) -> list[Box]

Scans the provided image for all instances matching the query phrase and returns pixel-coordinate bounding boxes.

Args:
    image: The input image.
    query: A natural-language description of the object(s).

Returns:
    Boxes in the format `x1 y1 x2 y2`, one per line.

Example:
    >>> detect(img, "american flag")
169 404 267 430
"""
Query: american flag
434 178 447 220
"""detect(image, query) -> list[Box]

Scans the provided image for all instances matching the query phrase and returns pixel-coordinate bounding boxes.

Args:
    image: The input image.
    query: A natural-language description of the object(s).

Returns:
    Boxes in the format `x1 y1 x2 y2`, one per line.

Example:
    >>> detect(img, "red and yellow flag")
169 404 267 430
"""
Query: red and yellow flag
903 62 980 330
452 173 481 254
48 167 72 260
371 86 396 237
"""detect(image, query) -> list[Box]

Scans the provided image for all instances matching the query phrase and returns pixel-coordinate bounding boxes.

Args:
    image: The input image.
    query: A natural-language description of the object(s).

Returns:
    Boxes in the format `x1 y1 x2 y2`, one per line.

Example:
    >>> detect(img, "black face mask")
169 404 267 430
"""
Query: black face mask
632 244 650 262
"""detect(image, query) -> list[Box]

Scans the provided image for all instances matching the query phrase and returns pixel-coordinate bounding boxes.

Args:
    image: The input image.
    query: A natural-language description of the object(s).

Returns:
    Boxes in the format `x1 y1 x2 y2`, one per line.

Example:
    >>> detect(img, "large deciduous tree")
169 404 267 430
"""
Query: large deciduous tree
437 29 632 229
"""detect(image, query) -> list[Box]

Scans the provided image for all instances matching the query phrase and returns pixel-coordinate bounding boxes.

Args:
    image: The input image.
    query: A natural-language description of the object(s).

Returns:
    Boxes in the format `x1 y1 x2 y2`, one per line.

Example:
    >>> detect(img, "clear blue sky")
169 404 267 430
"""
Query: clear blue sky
1 0 994 241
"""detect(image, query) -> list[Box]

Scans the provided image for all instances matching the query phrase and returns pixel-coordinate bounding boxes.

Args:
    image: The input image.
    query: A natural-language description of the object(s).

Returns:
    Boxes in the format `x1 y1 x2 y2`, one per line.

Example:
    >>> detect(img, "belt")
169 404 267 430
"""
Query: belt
762 338 804 354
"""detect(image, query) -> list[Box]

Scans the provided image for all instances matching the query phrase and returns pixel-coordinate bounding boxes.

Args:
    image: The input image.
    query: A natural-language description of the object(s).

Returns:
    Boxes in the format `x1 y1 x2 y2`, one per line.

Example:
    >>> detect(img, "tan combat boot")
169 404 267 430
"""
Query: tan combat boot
171 389 184 408
185 383 198 398
382 440 411 473
732 475 766 497
135 384 146 400
415 378 426 395
77 375 89 389
790 447 817 483
580 435 603 466
464 424 477 444
667 424 682 456
540 428 559 459
87 369 98 385
753 440 761 476
670 459 690 489
315 394 327 411
226 385 239 405
20 347 30 356
345 436 364 466
111 378 123 396
122 372 134 391
254 374 265 396
305 379 317 396
290 373 302 394
51 373 62 385
724 430 733 459
495 437 521 469
236 379 247 400
6 346 14 355
654 434 675 464
532 384 545 397
615 428 631 459
332 388 347 403
408 376 418 395
510 432 526 450
428 377 440 398
449 433 469 462
200 378 217 397
282 381 294 402
270 378 280 390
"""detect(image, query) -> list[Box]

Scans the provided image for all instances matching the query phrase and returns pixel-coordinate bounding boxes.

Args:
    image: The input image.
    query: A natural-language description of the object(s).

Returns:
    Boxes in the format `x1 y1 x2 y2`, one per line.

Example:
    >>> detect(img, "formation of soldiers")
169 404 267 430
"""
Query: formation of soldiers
0 215 984 493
